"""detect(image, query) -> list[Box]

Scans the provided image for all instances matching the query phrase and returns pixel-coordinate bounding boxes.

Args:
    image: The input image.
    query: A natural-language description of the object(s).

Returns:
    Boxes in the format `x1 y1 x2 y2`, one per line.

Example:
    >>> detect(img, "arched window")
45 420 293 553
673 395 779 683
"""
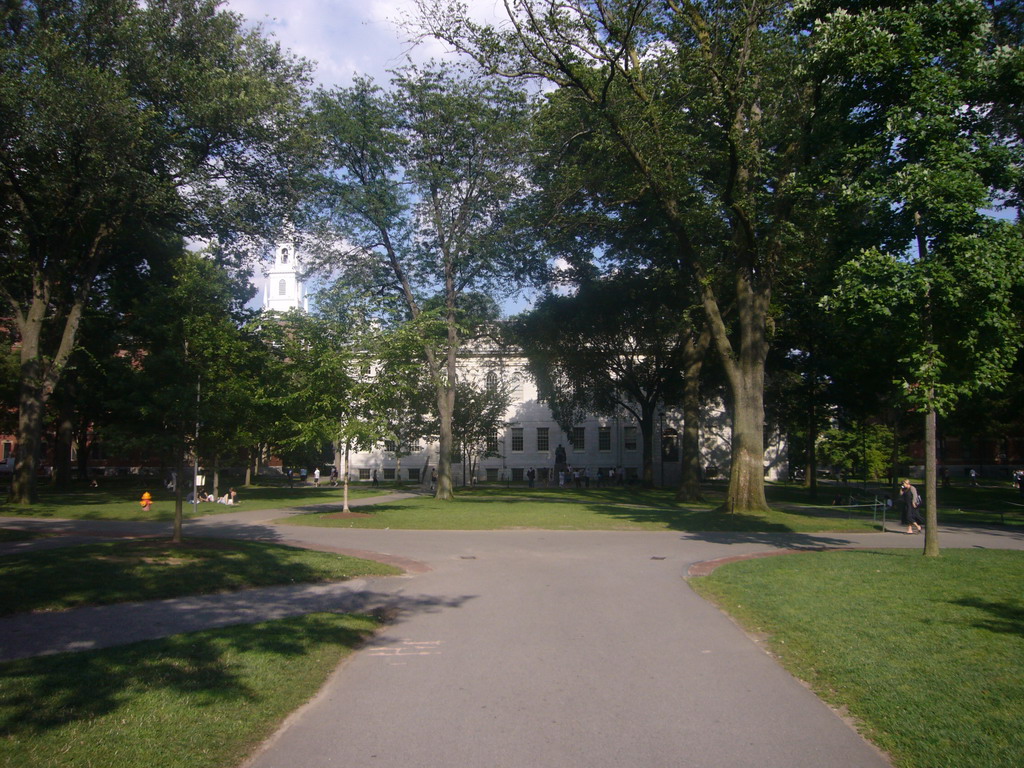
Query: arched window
485 371 498 392
280 247 289 265
278 279 287 296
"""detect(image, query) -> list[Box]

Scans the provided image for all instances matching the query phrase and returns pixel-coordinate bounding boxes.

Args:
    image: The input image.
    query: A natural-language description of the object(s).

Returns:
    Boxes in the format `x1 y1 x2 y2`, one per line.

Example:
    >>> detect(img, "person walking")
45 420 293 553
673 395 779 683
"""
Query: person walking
313 467 321 487
900 479 923 534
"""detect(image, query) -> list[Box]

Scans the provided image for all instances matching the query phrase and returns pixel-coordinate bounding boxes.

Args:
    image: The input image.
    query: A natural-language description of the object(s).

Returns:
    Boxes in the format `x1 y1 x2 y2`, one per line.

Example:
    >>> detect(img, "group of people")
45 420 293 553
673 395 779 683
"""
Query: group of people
546 465 627 488
286 466 339 487
185 488 238 505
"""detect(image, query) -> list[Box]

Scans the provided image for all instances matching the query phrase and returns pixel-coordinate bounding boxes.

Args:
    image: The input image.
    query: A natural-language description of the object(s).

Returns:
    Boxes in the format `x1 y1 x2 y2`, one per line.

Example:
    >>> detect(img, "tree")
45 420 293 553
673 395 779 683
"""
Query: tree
451 377 514 485
419 0 827 512
0 0 311 503
514 272 707 493
372 335 438 485
812 0 1024 555
818 422 894 483
270 298 379 511
101 247 258 542
307 66 534 500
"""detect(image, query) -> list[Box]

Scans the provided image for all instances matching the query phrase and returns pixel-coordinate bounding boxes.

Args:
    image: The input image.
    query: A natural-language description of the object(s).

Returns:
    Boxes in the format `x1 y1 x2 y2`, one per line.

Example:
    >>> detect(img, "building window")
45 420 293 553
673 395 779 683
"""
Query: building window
408 468 420 482
511 467 524 482
486 467 499 482
281 247 289 264
384 439 397 453
383 468 396 480
536 427 549 452
571 427 585 451
358 468 371 480
624 426 638 451
485 370 498 392
2 442 11 459
511 427 524 452
487 428 499 453
278 278 287 296
598 426 611 452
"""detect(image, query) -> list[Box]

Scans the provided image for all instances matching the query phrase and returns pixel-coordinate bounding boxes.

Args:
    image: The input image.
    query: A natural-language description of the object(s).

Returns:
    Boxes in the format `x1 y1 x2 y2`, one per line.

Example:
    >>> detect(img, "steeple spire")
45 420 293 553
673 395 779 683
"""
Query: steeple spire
263 242 308 313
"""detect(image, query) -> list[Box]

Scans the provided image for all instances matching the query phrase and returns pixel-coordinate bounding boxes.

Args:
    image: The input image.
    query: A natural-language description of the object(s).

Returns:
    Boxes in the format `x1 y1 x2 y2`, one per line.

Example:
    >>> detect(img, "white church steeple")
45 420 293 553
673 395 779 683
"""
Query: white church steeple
262 242 309 313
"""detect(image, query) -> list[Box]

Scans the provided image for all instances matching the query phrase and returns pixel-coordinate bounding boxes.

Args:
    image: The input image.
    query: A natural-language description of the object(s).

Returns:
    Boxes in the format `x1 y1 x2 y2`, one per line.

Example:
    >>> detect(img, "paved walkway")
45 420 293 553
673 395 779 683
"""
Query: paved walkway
2 502 1023 767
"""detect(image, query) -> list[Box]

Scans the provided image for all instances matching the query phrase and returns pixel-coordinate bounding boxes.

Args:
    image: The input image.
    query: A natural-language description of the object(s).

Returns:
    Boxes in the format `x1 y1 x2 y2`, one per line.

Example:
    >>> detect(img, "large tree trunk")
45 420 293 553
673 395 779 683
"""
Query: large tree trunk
434 371 456 500
803 377 820 500
677 328 710 502
923 403 940 556
726 372 770 512
433 301 458 500
11 368 45 504
700 268 771 513
639 404 656 487
7 269 94 503
172 452 185 544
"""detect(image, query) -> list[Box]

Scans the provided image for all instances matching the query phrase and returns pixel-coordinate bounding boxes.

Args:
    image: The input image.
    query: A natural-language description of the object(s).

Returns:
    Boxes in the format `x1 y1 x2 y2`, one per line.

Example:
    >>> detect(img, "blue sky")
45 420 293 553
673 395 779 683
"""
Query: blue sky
226 1 539 314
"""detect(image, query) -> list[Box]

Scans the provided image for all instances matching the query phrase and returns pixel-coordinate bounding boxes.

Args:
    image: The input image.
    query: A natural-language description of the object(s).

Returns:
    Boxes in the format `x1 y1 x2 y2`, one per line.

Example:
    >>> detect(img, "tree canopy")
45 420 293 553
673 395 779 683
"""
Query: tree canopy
1 0 313 502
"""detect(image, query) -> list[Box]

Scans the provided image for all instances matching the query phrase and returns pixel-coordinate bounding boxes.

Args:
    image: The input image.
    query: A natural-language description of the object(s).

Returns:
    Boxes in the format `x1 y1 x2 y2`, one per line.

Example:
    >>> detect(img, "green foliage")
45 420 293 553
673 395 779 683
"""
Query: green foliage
514 273 692 430
811 0 1024 416
270 303 378 459
0 0 312 502
451 377 513 471
817 422 894 480
101 248 261 468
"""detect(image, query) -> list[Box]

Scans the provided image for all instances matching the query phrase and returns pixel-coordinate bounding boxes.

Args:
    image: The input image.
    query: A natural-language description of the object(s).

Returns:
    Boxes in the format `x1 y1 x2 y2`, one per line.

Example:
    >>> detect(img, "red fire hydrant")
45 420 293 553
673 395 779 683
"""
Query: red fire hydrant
140 491 153 512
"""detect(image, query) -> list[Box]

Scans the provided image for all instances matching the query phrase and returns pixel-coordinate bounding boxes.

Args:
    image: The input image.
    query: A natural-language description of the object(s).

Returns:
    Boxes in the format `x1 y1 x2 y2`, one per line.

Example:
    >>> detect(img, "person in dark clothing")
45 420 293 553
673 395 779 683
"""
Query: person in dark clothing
900 479 923 534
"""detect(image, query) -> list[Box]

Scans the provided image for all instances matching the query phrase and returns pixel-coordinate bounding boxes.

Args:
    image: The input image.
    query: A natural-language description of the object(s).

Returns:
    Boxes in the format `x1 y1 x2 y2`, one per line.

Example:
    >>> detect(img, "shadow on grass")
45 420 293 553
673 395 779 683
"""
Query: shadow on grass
0 590 474 739
0 537 400 616
680 530 869 549
951 596 1024 636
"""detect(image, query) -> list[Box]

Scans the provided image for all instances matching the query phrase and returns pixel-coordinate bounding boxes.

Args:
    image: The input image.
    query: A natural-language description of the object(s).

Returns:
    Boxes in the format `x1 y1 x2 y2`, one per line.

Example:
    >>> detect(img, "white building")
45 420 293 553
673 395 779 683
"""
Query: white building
260 247 786 487
262 242 309 314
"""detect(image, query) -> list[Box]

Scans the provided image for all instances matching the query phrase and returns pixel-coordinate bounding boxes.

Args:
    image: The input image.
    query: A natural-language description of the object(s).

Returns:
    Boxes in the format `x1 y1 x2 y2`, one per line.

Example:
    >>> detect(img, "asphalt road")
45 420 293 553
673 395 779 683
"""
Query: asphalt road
4 509 1022 768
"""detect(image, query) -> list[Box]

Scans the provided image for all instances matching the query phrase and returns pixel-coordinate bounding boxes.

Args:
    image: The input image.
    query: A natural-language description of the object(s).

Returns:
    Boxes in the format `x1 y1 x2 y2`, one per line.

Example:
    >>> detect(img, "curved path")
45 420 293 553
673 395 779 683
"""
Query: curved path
3 504 1022 768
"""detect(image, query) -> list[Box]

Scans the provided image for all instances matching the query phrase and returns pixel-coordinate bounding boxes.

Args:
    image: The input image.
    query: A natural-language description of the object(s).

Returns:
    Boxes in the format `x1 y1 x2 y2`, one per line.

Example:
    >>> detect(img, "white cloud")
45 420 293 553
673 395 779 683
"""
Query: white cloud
225 0 509 88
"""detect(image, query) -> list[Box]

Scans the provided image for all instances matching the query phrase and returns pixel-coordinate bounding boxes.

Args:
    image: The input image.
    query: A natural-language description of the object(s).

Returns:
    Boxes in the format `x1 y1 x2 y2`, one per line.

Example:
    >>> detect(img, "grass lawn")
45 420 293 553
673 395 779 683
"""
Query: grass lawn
282 485 885 532
0 613 378 768
0 539 402 616
0 529 38 543
0 483 391 522
767 479 1024 528
691 548 1024 768
5 478 1021 532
